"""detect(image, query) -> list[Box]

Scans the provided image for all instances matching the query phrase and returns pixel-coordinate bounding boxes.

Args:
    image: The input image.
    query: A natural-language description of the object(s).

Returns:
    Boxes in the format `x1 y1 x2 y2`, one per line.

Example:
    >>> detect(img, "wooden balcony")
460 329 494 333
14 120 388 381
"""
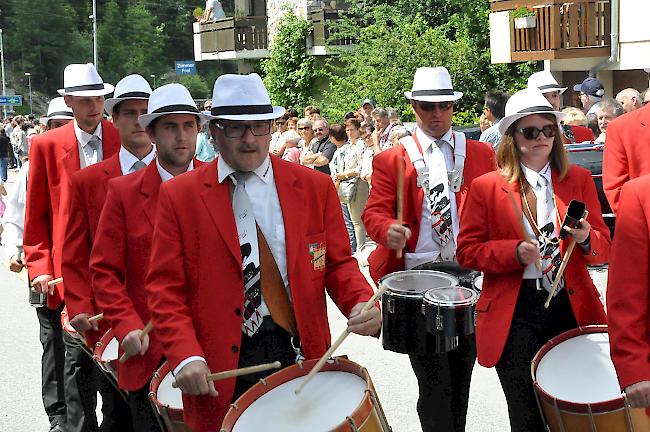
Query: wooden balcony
490 0 611 62
196 16 269 60
308 8 356 55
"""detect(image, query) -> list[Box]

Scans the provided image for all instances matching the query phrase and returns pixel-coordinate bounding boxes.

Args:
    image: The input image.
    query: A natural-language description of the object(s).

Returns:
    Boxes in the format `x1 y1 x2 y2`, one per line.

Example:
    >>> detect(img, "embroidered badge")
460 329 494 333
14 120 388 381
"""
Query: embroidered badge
309 242 326 271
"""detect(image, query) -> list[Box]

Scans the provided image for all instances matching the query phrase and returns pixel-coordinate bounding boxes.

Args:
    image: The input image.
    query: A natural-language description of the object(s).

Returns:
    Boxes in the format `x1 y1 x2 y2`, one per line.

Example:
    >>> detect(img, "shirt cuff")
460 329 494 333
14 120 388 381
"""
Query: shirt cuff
173 356 207 376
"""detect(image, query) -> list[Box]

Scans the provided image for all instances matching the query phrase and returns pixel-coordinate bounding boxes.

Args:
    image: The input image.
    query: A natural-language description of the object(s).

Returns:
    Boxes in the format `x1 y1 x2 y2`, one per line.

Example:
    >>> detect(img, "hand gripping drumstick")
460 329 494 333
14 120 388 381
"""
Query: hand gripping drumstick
294 283 388 395
118 320 153 363
507 189 542 272
88 313 103 323
171 361 282 389
396 156 405 259
48 277 63 286
544 210 589 309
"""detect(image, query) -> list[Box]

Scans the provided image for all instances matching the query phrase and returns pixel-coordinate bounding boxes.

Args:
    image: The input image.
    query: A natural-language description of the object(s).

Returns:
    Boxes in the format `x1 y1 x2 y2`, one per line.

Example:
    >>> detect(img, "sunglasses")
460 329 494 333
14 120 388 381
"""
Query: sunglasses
415 101 454 112
297 126 311 131
514 125 557 140
314 128 325 132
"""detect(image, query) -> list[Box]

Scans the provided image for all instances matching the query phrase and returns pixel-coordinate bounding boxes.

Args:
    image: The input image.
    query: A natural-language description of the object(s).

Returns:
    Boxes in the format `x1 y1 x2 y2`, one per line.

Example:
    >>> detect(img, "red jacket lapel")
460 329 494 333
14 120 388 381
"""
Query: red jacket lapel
140 162 162 228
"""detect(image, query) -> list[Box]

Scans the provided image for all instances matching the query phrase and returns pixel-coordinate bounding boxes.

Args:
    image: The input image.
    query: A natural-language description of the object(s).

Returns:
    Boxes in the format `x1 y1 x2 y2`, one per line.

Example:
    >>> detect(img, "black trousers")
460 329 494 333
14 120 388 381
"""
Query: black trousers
128 383 163 432
36 305 67 428
63 331 133 432
408 334 477 432
495 281 577 432
232 318 297 401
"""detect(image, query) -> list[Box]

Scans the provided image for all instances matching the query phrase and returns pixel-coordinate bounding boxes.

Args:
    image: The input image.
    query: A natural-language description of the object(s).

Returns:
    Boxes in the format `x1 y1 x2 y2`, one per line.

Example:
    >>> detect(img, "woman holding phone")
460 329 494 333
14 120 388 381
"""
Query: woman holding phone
456 88 610 432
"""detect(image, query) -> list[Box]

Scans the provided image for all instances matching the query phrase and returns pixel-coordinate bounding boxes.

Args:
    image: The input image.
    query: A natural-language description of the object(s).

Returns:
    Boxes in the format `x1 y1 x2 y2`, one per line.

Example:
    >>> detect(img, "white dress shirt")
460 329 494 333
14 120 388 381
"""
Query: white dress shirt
119 146 155 175
1 161 29 259
74 120 103 167
156 158 194 183
405 128 460 270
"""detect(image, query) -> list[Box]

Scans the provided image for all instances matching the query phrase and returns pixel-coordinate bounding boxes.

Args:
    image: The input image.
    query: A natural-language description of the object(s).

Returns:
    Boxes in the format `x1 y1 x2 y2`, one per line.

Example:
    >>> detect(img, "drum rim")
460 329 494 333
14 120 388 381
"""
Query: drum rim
422 286 477 306
531 325 625 413
220 357 376 432
380 270 460 297
149 361 185 420
93 329 116 360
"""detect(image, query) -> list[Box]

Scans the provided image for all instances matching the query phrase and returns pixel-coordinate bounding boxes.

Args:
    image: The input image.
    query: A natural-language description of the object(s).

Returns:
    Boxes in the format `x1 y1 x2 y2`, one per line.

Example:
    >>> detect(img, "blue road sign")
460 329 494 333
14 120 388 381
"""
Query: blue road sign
0 95 23 106
175 61 197 75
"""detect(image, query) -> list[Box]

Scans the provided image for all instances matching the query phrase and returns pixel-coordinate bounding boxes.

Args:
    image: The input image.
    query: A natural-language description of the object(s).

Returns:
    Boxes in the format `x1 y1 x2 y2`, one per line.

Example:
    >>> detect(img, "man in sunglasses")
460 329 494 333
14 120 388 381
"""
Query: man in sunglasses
144 74 380 432
363 66 496 432
301 118 336 175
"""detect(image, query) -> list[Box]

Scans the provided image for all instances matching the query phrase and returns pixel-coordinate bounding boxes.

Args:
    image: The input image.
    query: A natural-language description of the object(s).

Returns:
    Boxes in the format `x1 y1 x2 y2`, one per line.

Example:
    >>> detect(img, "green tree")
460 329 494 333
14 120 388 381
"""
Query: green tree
178 74 211 99
261 9 318 109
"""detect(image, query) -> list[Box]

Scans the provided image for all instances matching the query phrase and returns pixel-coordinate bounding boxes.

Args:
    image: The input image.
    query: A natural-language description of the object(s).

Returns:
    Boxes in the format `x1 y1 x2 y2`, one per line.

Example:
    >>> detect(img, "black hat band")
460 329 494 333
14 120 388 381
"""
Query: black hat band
64 83 107 92
411 89 455 97
152 104 200 114
211 104 273 116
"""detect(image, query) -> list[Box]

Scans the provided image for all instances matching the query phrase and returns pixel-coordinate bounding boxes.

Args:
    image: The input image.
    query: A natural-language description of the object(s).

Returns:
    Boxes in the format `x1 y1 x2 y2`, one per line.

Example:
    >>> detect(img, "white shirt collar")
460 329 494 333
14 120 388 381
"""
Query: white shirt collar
119 146 155 175
156 158 194 183
73 120 102 147
521 162 552 188
217 155 272 184
415 127 454 153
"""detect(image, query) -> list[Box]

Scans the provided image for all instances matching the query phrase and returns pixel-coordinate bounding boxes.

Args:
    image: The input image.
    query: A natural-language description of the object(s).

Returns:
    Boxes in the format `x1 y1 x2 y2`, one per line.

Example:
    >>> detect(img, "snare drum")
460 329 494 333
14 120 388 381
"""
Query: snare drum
149 362 191 432
93 330 120 384
472 274 483 295
381 270 459 354
61 307 92 354
532 325 650 431
422 286 477 353
220 357 391 432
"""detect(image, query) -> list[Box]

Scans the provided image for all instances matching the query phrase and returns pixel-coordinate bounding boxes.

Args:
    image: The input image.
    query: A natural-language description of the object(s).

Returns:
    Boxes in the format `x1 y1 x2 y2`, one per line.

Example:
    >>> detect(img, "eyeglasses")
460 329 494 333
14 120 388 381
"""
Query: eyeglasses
275 121 286 125
643 101 649 106
415 101 454 112
297 126 311 131
314 128 326 132
514 125 557 140
216 122 271 138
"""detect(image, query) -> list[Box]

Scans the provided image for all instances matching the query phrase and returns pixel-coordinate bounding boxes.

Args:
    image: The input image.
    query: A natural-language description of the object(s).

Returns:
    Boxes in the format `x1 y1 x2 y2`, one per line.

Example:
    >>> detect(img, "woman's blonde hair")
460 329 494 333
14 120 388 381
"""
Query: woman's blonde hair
561 107 588 127
496 113 570 183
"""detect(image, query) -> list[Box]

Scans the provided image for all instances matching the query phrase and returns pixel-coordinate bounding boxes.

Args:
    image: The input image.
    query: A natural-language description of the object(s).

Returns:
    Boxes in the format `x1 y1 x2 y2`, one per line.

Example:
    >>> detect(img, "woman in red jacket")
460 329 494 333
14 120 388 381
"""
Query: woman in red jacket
457 88 610 432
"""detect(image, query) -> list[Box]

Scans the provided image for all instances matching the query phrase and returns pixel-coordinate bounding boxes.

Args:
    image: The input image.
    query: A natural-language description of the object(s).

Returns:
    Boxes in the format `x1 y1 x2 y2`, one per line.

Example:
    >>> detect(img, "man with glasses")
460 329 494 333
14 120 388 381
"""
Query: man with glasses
573 76 605 115
144 73 380 432
363 66 496 432
301 118 336 175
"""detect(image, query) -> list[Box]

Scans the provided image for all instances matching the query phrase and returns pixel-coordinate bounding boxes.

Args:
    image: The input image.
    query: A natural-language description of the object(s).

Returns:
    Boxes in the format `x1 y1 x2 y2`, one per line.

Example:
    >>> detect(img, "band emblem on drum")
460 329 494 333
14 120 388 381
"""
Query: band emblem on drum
309 242 326 271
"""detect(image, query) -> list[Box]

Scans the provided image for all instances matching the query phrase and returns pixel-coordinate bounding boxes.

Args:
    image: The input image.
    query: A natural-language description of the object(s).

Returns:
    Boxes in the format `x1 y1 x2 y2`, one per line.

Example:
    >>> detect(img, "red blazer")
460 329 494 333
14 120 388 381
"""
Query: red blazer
23 120 120 309
61 154 122 345
456 166 609 367
145 156 375 432
603 104 650 213
563 125 595 144
362 137 496 283
607 174 650 391
90 160 203 391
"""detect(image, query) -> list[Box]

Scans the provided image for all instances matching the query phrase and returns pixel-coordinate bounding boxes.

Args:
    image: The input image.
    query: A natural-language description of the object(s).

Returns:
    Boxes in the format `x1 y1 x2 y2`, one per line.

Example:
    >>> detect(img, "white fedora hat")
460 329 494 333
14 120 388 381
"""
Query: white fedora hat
138 83 210 128
499 88 565 135
404 67 463 103
104 74 152 115
39 97 74 126
206 73 285 121
57 63 114 97
527 71 567 94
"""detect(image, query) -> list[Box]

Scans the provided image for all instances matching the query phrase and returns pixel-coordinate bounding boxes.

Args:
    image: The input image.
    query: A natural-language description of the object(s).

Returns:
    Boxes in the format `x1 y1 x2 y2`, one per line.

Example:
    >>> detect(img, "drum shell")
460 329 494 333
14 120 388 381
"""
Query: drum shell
423 299 476 338
381 291 429 354
149 362 191 432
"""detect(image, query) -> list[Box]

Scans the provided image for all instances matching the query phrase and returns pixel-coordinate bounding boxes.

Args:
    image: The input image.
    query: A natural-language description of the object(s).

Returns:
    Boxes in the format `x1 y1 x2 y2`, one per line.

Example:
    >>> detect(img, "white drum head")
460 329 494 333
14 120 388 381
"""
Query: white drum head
423 286 477 306
232 371 366 432
101 338 119 362
536 332 622 404
381 270 459 298
157 371 184 409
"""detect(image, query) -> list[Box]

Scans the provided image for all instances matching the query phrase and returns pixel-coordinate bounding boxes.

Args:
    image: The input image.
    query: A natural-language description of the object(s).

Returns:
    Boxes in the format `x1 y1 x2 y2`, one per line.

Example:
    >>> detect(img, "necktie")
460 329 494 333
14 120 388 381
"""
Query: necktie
85 136 101 165
430 140 455 262
131 160 147 172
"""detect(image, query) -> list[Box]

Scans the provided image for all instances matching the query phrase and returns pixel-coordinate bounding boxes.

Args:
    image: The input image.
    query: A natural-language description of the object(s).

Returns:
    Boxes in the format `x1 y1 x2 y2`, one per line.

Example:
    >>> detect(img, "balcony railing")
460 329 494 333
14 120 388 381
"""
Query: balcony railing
198 16 268 58
490 0 611 62
309 9 356 48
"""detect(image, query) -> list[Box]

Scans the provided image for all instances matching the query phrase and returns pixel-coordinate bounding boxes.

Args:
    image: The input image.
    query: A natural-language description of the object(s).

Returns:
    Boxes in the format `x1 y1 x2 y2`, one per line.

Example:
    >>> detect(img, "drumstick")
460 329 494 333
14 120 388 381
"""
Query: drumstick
171 361 282 389
544 210 589 309
118 320 153 363
294 283 388 396
507 189 542 272
396 156 405 259
88 313 103 323
48 277 63 286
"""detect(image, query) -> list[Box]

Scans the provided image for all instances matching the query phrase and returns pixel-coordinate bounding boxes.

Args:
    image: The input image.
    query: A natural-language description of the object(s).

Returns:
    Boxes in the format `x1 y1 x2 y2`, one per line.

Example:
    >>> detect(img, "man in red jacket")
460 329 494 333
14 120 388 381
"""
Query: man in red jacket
61 74 154 430
603 103 650 213
145 73 381 432
23 63 121 432
362 67 495 432
607 174 650 409
90 83 207 430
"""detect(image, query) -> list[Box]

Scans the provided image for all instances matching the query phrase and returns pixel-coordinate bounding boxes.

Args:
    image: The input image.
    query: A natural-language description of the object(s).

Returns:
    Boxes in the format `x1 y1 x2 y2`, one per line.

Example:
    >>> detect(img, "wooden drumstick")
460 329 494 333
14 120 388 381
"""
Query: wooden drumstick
171 361 282 389
544 210 589 309
294 283 387 396
88 313 104 323
396 156 405 259
119 320 153 363
507 189 542 272
48 277 63 286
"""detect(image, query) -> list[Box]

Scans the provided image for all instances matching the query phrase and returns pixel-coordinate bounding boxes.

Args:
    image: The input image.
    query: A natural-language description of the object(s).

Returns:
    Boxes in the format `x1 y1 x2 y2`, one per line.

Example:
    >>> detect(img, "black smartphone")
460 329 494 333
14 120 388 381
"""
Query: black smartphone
560 199 586 239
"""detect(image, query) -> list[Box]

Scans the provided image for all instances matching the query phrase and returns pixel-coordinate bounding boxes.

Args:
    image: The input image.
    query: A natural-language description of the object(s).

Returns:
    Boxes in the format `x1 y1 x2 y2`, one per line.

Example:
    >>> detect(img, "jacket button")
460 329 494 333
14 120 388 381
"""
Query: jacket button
231 345 239 353
235 308 242 316
568 289 575 295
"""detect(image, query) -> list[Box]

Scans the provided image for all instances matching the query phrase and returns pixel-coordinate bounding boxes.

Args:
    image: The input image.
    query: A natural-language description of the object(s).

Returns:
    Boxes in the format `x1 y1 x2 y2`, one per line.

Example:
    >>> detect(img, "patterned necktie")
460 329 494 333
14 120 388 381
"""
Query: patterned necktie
231 172 264 336
131 160 147 172
430 140 455 262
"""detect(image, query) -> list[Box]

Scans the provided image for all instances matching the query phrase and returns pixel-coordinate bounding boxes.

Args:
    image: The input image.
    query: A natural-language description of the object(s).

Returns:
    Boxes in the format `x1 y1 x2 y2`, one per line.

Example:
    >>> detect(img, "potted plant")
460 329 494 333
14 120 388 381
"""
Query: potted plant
512 7 536 29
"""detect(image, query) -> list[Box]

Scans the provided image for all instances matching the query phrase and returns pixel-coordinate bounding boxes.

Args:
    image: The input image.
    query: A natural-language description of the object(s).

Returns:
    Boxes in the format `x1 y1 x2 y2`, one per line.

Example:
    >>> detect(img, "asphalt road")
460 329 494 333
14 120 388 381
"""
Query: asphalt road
0 167 510 432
